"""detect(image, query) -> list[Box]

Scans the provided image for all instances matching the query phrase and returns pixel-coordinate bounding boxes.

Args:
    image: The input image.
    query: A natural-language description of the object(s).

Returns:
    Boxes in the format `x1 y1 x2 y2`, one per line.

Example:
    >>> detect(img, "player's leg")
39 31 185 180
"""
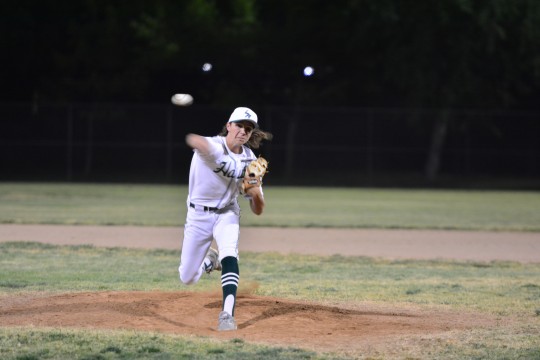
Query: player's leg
178 209 214 284
220 256 239 315
213 208 240 330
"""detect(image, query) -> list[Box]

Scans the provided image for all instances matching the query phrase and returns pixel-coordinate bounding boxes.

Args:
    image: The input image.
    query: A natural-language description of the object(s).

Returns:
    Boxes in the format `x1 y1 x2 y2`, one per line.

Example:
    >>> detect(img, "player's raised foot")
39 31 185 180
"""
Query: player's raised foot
205 247 221 273
217 311 237 331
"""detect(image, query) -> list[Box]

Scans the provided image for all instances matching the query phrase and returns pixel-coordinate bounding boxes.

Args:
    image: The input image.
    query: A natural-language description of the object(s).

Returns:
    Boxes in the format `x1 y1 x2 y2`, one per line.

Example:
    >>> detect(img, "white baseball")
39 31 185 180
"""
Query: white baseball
171 93 194 106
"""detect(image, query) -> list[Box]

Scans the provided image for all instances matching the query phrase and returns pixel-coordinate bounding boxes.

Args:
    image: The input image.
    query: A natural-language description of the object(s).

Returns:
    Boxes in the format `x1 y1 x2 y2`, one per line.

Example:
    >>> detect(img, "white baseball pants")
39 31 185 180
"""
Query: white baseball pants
178 202 240 284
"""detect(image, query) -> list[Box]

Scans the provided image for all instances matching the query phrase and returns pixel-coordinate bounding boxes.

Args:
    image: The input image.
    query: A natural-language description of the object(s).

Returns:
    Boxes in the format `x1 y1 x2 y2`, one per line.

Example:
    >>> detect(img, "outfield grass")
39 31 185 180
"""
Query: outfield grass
0 327 326 360
1 182 539 231
0 242 539 359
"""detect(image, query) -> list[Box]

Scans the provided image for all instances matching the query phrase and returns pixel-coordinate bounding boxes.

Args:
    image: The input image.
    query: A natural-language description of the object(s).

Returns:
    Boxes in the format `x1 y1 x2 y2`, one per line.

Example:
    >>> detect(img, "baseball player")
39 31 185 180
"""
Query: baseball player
178 107 272 331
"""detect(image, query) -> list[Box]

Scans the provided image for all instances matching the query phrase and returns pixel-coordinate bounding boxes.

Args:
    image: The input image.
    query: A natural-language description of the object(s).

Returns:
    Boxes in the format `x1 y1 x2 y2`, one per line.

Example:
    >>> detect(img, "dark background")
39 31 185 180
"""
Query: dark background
1 1 539 188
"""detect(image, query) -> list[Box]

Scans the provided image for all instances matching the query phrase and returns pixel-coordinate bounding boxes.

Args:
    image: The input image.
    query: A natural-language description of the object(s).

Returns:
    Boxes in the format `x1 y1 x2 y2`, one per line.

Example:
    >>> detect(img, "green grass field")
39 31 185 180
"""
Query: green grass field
0 182 539 359
1 182 539 230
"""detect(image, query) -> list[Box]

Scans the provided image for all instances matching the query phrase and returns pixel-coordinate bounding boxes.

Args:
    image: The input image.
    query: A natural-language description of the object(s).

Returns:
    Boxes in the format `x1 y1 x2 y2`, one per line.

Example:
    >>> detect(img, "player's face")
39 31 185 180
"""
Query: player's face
227 121 254 146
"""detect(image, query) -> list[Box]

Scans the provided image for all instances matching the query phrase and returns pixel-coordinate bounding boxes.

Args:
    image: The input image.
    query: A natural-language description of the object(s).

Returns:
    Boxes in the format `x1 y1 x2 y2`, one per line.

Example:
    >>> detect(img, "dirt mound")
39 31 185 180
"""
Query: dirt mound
0 291 495 354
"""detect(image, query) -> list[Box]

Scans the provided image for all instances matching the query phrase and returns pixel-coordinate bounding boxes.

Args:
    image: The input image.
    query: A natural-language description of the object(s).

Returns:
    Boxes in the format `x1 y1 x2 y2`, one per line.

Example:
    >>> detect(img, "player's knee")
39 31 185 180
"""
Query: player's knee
178 265 198 285
179 272 197 285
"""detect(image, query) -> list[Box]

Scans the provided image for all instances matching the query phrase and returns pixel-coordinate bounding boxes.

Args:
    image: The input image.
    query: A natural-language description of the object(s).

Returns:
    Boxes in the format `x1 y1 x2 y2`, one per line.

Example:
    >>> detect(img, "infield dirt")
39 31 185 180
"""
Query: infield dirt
0 290 498 355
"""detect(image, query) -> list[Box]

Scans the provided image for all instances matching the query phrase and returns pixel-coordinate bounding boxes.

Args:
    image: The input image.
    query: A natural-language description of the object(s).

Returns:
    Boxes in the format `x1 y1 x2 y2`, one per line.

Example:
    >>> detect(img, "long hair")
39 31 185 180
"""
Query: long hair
219 124 273 149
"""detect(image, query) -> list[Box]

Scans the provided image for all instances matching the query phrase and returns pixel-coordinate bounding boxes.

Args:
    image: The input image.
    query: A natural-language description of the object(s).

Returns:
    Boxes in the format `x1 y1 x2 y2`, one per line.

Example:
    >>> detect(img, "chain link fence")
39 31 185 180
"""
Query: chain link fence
1 103 538 187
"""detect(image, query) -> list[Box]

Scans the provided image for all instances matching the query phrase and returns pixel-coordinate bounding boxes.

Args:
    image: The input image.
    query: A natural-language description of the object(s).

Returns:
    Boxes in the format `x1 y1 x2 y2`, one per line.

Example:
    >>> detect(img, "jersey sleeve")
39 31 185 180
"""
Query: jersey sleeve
196 137 224 164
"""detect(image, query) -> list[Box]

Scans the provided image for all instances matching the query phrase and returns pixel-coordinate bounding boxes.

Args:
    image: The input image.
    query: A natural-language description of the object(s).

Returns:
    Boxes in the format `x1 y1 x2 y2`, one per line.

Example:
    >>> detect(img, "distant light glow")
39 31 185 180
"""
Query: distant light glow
303 66 314 77
202 63 213 72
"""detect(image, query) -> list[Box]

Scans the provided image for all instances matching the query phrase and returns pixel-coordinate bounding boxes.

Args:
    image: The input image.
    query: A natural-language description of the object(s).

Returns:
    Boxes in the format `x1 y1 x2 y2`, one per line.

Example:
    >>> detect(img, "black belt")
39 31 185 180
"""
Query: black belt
190 202 218 212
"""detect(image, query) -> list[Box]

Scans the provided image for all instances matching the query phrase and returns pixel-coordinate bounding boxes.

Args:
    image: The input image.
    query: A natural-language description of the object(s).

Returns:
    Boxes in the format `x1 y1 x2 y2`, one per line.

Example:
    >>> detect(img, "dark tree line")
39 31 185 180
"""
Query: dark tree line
2 0 539 180
3 0 539 108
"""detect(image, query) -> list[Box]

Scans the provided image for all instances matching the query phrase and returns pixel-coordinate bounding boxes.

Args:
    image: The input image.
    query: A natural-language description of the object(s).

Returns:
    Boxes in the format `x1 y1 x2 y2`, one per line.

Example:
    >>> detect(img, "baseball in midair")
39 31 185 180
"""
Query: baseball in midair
171 93 194 106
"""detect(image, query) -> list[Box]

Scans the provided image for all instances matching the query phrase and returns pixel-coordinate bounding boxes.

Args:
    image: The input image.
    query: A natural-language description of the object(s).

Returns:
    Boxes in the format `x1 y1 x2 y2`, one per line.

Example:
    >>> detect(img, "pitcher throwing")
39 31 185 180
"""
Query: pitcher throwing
178 107 272 331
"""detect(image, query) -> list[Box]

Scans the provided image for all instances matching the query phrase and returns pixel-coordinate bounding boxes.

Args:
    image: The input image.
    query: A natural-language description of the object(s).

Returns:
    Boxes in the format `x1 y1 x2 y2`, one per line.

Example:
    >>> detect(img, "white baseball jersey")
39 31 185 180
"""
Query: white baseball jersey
187 136 257 209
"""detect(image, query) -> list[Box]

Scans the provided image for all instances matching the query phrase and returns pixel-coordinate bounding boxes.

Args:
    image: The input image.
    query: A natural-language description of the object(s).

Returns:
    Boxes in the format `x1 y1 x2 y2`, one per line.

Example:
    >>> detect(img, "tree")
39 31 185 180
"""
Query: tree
370 0 540 180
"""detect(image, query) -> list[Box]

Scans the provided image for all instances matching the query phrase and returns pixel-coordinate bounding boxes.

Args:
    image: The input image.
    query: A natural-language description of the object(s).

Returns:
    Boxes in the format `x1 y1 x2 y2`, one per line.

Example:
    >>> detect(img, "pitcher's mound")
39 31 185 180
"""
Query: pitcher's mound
0 291 494 354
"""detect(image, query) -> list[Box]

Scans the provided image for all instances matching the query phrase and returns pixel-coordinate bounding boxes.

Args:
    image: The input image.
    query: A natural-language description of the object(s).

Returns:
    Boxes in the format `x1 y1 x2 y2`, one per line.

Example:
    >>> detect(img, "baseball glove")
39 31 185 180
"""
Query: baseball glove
241 156 268 194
